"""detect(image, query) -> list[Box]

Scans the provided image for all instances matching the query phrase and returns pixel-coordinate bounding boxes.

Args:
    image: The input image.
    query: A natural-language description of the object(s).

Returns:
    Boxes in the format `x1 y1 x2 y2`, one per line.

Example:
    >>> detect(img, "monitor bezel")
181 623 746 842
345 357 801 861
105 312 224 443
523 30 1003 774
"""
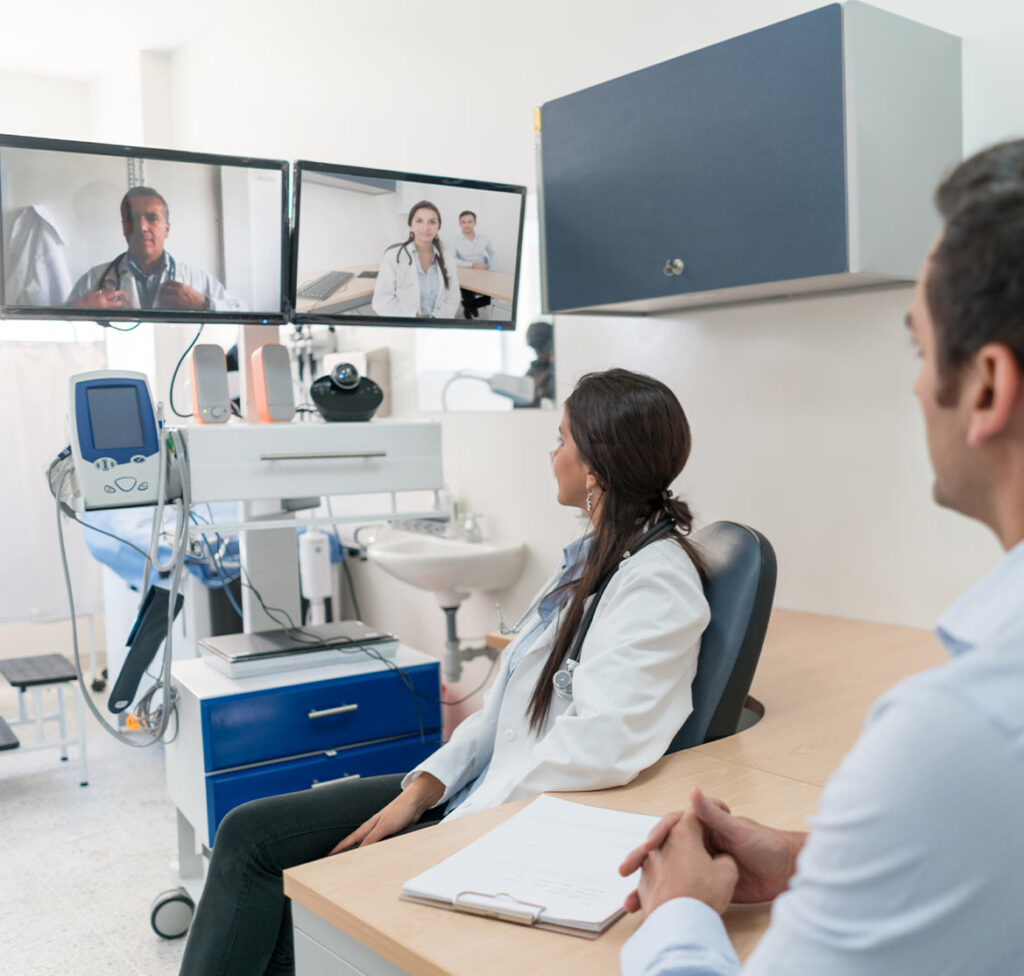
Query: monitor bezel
0 132 291 325
290 159 527 331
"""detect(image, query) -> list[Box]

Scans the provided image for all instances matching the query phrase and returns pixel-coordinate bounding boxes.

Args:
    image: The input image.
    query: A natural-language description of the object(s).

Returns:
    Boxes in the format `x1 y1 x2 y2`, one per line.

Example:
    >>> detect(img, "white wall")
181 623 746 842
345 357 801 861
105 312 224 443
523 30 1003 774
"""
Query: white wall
3 0 1024 706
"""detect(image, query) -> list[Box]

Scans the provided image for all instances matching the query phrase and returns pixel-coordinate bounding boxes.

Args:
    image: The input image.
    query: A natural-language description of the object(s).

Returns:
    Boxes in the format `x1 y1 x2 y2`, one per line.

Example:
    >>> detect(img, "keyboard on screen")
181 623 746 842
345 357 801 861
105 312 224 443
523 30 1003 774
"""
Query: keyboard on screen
297 270 355 301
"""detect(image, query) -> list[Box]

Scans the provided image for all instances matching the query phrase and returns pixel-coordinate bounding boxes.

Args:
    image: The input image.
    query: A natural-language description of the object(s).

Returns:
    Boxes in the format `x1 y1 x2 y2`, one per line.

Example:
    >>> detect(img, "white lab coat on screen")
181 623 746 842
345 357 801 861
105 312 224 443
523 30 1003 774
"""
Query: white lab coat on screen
371 239 461 318
4 205 72 306
405 537 710 821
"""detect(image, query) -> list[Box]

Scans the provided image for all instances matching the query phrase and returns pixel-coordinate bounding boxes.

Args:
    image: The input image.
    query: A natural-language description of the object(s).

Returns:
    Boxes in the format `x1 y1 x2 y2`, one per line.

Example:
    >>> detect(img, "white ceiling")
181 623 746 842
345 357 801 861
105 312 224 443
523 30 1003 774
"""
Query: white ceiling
2 0 1024 83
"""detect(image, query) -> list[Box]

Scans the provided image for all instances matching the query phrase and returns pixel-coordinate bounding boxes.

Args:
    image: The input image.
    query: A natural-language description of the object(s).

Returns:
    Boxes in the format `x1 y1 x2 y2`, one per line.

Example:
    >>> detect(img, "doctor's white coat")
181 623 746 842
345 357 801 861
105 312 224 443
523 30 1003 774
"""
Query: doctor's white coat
371 240 461 318
405 537 710 821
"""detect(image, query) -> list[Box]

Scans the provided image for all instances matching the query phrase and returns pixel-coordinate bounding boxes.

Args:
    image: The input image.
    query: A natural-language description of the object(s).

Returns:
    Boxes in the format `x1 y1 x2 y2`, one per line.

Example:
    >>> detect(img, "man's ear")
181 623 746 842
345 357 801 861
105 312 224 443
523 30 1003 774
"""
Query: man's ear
966 343 1022 447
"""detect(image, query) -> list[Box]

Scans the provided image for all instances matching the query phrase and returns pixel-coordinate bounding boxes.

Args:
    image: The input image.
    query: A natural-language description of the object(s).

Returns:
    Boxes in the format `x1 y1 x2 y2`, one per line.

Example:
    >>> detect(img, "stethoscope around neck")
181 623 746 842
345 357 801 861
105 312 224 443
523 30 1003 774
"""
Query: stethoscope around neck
97 251 176 292
496 518 676 704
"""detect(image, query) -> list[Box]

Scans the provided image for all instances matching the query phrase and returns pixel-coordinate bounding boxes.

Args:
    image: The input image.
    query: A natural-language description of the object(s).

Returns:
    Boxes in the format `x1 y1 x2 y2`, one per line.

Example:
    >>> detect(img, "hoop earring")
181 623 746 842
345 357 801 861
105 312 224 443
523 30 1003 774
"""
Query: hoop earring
586 488 594 514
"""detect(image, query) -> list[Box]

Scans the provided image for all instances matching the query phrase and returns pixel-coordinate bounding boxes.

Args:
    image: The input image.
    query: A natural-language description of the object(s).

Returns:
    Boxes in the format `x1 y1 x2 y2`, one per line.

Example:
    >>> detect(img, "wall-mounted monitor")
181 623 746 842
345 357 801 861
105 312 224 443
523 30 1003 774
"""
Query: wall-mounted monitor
0 133 289 325
291 161 526 330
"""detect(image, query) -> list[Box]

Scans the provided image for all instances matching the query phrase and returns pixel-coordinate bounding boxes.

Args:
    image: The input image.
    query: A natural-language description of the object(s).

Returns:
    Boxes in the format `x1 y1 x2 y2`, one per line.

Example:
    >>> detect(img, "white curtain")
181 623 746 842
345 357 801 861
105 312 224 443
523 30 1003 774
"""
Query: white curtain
0 340 106 624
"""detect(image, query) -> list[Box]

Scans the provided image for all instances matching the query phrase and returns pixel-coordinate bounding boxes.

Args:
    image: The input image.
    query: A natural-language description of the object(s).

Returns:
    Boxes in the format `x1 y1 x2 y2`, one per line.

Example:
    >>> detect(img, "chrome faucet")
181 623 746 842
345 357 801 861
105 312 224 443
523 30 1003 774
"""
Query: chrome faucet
457 514 482 543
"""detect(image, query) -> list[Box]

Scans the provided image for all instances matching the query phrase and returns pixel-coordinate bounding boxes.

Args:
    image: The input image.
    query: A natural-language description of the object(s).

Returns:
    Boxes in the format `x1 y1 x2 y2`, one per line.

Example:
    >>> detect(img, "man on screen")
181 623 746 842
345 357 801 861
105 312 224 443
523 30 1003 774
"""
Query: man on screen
453 209 495 319
67 187 243 311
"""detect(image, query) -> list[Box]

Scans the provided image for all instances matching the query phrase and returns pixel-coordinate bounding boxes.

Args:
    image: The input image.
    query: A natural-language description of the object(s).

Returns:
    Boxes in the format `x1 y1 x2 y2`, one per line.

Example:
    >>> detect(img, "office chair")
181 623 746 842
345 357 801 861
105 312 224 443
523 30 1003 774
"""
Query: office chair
666 521 777 753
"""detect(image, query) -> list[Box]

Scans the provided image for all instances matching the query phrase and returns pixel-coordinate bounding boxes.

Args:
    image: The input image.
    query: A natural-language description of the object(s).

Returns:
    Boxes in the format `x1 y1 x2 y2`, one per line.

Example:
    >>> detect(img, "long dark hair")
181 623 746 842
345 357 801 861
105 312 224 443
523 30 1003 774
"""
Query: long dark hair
527 368 705 732
401 200 452 287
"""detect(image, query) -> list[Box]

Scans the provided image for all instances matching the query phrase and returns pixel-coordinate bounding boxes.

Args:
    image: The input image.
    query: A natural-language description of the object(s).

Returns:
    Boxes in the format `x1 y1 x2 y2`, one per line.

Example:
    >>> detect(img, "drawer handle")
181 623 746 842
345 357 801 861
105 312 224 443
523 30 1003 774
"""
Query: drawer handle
663 258 685 277
308 703 359 719
260 451 387 462
311 773 361 789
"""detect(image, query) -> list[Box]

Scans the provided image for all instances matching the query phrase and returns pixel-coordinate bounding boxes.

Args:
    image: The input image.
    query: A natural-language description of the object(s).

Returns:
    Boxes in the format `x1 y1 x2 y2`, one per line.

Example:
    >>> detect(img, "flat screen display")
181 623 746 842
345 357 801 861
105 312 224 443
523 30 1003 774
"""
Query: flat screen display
292 161 526 329
87 386 144 450
0 134 289 324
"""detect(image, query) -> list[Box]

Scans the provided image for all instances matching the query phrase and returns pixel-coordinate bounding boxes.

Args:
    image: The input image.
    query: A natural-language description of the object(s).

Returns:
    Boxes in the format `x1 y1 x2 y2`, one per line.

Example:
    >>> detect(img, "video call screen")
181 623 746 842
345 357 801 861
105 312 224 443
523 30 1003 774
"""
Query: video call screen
0 136 288 323
292 162 526 329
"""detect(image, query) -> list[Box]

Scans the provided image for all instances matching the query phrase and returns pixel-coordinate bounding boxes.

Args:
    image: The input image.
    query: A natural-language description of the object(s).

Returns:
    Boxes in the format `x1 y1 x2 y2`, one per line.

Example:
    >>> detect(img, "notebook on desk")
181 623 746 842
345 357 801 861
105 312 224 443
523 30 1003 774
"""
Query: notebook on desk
401 795 659 938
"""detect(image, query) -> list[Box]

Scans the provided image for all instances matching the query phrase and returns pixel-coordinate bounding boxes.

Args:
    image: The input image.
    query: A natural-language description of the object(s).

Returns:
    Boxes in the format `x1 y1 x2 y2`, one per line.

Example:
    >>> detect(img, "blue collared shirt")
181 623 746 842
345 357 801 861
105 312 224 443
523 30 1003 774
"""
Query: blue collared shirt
444 534 593 815
414 247 440 317
623 538 1024 976
126 252 169 309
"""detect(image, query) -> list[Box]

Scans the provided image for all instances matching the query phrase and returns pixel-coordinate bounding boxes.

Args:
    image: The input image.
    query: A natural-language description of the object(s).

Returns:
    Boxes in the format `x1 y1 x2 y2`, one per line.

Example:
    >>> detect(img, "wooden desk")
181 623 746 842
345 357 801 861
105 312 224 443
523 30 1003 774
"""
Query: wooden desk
295 265 379 315
284 610 946 975
454 267 515 303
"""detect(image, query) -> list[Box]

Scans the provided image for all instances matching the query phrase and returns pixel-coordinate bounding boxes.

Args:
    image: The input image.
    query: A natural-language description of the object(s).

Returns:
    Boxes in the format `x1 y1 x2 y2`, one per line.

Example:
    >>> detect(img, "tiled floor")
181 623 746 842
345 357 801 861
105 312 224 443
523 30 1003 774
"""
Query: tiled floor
1 619 186 976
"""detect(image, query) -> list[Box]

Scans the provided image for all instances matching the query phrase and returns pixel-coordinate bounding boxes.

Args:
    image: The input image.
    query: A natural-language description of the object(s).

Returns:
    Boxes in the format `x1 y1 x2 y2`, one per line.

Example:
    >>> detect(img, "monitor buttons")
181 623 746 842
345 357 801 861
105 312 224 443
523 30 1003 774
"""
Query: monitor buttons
104 485 117 494
95 457 117 471
137 482 150 492
114 476 138 492
131 455 147 464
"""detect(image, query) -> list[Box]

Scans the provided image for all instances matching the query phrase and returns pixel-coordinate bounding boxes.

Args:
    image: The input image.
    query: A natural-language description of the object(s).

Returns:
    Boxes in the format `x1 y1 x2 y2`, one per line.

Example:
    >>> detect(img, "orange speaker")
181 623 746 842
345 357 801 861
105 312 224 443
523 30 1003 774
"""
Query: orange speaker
250 343 295 422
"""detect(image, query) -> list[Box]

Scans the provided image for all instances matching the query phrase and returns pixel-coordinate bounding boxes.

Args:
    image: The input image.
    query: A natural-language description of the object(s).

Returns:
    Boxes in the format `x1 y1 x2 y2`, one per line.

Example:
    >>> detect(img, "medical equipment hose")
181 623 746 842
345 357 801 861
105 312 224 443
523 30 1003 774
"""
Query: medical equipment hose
54 450 187 746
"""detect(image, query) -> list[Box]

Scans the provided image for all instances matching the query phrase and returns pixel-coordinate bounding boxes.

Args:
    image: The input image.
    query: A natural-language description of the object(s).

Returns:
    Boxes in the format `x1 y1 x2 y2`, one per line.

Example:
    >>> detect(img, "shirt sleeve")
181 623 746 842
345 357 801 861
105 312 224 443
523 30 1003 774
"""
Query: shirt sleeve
200 272 245 311
622 900 740 976
740 682 1024 975
498 549 709 802
619 679 1024 976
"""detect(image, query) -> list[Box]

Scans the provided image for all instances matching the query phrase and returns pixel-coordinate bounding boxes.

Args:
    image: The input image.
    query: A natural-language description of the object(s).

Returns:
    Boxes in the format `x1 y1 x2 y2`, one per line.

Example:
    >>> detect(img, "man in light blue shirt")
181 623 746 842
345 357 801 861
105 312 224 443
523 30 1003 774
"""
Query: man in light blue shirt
619 138 1024 975
453 209 496 319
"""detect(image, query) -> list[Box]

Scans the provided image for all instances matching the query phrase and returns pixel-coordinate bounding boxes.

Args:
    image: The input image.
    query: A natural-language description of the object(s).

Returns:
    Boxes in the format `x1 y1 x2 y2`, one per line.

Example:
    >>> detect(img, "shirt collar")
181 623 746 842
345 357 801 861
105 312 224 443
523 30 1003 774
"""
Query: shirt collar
413 247 438 271
126 252 167 279
561 533 594 573
936 537 1024 657
536 534 594 624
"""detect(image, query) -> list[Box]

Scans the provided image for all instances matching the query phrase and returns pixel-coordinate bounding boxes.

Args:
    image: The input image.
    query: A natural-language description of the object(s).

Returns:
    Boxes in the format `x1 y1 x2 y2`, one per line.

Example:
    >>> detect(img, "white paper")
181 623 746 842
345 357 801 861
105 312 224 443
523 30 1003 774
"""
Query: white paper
402 795 660 930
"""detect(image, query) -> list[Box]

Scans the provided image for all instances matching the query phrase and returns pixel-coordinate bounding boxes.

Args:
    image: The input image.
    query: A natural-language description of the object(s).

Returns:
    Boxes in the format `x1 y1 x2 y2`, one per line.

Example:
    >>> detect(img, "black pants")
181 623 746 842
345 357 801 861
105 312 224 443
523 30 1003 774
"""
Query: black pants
460 287 491 318
179 773 446 976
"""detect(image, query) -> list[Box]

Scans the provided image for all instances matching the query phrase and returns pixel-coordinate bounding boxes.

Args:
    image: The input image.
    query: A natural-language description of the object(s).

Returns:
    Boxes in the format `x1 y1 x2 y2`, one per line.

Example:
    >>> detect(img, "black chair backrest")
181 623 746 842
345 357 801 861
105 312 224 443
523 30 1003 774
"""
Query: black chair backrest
666 521 777 753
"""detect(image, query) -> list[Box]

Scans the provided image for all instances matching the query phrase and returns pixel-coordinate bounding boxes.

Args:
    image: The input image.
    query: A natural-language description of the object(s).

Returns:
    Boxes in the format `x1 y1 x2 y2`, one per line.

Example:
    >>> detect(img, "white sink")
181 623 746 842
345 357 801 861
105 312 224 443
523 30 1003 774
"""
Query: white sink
368 530 526 607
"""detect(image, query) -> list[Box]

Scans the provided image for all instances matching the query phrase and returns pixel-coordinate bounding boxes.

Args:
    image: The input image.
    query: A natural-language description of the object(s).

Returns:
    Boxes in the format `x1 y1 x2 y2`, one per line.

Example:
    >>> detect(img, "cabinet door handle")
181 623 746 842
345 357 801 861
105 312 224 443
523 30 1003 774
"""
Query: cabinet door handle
308 703 359 719
311 773 361 789
259 451 387 462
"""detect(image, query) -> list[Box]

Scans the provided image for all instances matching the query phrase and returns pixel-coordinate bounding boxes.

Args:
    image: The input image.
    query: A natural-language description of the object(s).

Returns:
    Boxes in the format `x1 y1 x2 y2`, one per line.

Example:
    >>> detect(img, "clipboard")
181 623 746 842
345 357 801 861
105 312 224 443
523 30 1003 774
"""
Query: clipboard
400 796 657 939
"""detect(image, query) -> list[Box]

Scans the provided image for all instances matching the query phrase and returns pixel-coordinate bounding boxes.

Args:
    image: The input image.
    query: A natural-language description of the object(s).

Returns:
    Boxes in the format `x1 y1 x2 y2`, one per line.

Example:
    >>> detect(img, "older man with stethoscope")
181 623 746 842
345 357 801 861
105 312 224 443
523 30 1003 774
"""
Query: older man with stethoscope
66 186 243 312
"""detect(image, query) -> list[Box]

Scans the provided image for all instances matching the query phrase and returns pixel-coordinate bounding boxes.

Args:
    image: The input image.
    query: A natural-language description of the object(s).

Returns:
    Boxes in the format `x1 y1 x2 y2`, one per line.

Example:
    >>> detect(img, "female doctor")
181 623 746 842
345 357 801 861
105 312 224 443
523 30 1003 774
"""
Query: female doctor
179 368 710 976
371 200 461 318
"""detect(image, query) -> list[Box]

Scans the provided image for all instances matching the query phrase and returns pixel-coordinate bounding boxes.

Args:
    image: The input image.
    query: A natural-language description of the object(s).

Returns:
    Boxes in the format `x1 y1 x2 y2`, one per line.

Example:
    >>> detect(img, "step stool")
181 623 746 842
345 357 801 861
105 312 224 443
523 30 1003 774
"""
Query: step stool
0 654 88 785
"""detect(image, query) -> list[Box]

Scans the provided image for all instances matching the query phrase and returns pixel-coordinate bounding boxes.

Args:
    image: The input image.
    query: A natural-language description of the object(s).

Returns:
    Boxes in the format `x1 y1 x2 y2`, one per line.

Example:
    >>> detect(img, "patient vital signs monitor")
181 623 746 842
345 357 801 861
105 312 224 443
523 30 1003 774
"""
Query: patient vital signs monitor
69 370 161 509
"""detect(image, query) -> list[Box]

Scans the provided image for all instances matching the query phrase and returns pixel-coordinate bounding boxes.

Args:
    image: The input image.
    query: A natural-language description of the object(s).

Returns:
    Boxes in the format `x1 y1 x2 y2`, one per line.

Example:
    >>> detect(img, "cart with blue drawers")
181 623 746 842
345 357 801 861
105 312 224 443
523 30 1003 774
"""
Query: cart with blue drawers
157 647 442 937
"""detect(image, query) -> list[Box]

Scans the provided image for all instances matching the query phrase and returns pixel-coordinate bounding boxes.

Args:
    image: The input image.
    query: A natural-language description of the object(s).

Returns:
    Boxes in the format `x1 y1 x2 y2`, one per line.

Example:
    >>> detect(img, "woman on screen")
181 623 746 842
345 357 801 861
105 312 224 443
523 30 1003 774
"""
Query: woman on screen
371 200 461 318
179 368 711 975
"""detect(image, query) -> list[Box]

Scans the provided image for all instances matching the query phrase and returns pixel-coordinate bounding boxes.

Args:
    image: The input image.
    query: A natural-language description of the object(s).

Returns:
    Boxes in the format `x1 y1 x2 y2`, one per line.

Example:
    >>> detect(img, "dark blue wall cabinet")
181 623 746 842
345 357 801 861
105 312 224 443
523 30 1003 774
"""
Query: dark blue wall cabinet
538 2 961 315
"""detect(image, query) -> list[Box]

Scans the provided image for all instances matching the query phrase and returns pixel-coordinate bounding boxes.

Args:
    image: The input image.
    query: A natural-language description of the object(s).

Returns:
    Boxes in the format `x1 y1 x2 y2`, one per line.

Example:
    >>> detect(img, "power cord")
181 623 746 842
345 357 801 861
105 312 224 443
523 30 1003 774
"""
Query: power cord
168 324 205 418
54 465 186 747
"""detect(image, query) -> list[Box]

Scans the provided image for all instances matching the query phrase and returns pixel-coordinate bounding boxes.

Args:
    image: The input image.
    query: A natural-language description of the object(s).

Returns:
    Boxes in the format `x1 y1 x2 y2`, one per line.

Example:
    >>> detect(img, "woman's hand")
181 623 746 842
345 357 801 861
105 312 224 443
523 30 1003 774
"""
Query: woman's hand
329 773 445 855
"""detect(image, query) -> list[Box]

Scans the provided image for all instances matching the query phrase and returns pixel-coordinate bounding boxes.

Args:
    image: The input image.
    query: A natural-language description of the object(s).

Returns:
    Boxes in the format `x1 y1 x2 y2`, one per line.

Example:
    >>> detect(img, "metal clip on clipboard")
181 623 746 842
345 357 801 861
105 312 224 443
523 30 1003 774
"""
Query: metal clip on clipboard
453 891 546 926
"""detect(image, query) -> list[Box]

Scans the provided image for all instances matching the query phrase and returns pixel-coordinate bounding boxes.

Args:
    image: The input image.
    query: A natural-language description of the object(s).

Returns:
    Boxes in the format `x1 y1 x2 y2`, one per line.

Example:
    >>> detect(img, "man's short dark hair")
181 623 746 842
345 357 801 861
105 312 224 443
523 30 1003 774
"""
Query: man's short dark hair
927 140 1024 400
458 210 476 221
120 186 170 223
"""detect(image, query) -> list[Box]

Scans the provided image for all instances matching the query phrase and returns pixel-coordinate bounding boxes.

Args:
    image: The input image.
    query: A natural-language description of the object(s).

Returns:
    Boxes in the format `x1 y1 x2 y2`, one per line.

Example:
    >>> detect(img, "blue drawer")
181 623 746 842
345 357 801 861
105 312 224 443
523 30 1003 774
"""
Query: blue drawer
205 733 442 843
201 663 441 772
